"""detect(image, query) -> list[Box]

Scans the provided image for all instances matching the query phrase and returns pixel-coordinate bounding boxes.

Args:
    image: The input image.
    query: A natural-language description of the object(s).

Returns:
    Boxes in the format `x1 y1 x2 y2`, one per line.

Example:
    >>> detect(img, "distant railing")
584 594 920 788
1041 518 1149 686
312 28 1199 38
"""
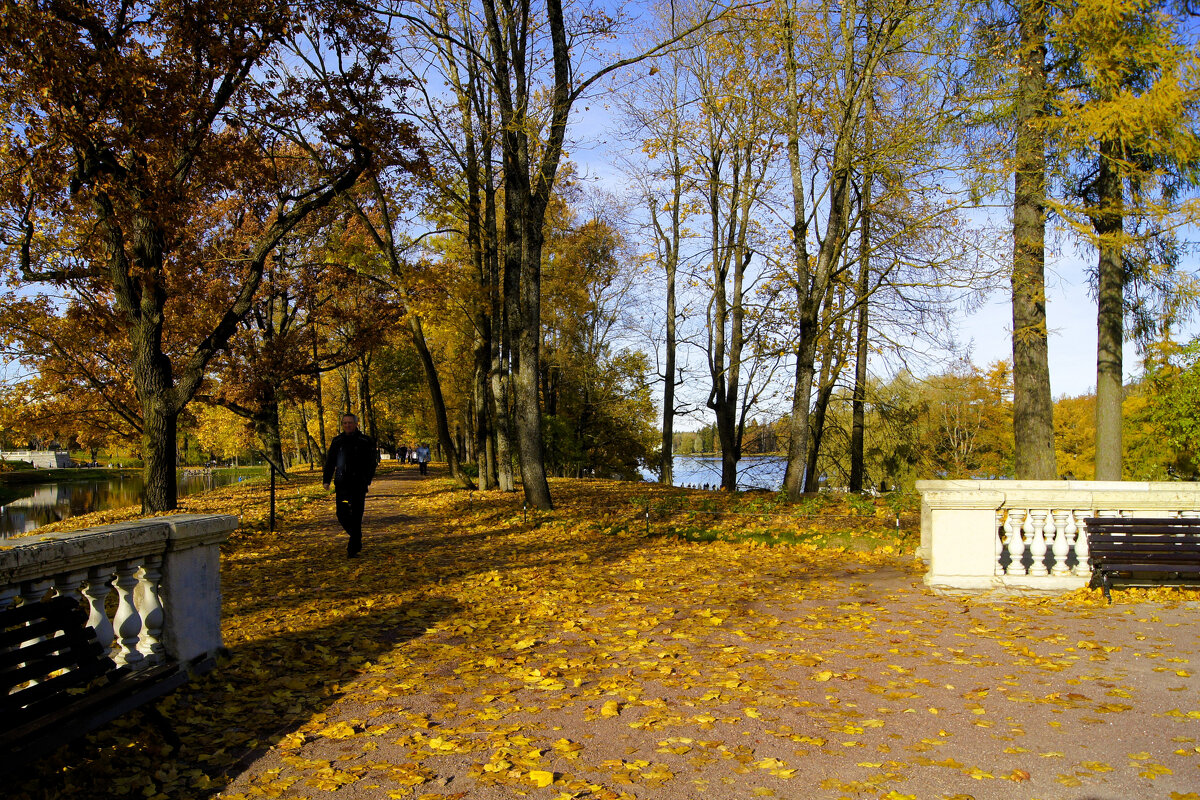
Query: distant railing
0 450 71 469
916 480 1200 594
0 515 237 666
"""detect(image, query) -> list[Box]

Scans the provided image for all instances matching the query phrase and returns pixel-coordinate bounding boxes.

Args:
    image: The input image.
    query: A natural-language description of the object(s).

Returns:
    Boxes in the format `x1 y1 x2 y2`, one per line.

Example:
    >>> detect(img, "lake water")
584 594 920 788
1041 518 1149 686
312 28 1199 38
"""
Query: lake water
642 455 789 491
1 471 255 539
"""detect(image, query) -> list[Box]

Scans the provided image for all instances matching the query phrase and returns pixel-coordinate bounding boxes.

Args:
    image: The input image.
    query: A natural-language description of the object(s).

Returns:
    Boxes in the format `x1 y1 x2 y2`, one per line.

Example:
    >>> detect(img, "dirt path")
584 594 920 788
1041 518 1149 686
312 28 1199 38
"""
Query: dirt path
212 473 1200 800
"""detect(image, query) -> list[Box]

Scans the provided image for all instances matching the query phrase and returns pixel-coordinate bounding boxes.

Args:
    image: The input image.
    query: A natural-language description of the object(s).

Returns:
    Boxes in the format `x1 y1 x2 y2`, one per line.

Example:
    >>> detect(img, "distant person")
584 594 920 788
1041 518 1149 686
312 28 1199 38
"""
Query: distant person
398 445 408 464
416 443 431 476
323 413 377 558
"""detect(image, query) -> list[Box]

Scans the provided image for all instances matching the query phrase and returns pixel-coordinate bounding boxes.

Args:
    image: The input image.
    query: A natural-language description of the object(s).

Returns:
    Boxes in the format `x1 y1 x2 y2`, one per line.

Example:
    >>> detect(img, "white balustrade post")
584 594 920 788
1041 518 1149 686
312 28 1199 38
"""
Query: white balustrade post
160 515 236 663
995 510 1005 575
1073 511 1091 576
135 554 165 664
112 560 145 669
85 566 116 651
1006 509 1028 575
1050 511 1070 576
918 489 1006 592
1028 510 1049 577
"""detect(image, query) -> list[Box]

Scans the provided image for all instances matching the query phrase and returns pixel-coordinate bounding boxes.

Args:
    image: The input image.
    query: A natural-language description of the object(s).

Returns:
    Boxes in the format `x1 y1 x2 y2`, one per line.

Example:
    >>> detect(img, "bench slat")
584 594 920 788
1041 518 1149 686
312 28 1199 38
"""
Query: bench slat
1091 548 1200 559
0 626 105 673
1 638 110 688
0 608 90 651
0 596 82 627
2 658 116 724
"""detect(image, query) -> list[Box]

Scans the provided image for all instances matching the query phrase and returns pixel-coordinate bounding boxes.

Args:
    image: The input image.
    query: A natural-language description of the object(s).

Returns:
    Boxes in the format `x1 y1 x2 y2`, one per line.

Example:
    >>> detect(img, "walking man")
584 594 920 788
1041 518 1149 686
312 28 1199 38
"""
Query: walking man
416 442 431 476
323 413 377 557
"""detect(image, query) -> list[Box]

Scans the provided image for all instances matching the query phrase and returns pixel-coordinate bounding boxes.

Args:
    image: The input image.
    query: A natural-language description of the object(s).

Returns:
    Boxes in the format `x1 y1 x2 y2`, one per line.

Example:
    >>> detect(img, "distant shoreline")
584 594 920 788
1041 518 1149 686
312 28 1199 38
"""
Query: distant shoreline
0 467 141 486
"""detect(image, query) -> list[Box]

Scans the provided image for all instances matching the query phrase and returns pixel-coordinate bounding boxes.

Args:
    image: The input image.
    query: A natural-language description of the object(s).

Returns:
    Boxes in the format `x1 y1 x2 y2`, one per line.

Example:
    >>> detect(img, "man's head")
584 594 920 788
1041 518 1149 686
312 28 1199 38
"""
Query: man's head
342 413 358 434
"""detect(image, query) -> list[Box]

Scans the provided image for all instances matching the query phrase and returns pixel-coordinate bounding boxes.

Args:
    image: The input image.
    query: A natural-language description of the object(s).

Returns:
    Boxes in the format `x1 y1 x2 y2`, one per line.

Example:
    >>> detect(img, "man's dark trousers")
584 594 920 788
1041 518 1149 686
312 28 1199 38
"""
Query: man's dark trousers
335 481 368 555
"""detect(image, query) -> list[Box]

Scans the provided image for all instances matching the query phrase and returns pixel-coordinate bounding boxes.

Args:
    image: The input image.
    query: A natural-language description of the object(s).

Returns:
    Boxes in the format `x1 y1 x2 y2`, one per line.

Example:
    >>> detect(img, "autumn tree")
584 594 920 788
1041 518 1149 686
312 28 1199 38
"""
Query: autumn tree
208 239 393 476
382 0 727 509
618 3 701 488
1048 0 1200 479
540 205 658 479
0 0 418 510
774 0 987 496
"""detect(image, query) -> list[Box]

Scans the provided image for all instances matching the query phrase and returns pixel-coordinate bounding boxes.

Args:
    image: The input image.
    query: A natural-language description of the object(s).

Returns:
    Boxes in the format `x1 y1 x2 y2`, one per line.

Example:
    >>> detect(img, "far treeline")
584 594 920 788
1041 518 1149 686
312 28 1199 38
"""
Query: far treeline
679 357 1200 488
1 0 1199 511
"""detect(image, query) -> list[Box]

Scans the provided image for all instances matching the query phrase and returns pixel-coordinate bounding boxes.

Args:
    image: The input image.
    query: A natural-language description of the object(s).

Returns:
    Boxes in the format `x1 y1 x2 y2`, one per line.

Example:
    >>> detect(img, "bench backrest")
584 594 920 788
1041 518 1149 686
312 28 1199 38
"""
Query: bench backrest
1 596 116 728
1085 518 1200 572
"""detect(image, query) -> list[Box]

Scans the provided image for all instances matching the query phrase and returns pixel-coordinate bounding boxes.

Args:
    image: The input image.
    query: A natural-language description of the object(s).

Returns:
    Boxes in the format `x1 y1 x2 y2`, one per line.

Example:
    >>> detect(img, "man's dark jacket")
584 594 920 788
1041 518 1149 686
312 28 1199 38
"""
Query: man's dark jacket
323 431 378 488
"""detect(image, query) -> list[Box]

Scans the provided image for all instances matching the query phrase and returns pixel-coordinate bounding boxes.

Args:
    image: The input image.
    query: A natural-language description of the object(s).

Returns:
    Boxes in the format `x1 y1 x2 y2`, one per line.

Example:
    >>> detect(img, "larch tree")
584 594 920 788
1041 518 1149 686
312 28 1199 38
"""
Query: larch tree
1048 0 1200 479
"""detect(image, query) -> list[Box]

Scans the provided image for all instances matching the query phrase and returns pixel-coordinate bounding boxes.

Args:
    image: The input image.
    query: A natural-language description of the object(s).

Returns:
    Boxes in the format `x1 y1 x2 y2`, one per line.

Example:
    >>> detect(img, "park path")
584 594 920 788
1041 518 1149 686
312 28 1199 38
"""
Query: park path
211 471 1200 800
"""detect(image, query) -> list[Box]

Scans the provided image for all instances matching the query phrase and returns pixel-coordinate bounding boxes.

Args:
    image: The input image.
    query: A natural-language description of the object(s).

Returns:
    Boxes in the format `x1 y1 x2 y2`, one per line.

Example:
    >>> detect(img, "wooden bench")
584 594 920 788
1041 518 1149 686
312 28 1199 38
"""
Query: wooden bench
1084 517 1200 602
1 595 207 770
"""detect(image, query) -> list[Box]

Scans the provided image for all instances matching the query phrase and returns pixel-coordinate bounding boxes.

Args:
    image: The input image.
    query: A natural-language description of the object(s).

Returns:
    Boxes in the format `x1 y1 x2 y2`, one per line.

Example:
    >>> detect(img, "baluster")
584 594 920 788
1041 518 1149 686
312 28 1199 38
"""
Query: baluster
85 566 116 651
995 510 1006 575
1075 511 1093 575
136 555 165 665
1029 510 1049 576
21 579 52 606
1050 511 1071 576
1006 509 1027 575
112 560 145 669
1065 511 1082 576
53 570 88 603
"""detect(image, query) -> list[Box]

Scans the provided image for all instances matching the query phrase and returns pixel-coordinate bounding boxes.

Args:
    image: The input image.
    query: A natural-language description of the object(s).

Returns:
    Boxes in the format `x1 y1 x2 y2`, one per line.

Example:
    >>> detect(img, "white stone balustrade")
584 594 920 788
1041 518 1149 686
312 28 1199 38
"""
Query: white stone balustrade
916 480 1200 594
0 514 237 666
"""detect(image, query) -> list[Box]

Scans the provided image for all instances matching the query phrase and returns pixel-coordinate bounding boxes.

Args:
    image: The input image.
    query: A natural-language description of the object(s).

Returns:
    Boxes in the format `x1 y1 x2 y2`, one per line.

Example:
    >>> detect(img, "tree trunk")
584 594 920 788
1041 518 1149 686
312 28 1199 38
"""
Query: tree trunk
141 397 178 513
312 328 328 461
410 313 474 489
357 355 376 440
1093 140 1124 480
340 368 352 416
1011 0 1057 480
491 215 516 492
253 398 287 478
513 204 553 509
488 158 515 492
850 88 873 493
805 331 839 490
849 239 870 491
473 327 495 489
491 344 516 492
657 152 683 487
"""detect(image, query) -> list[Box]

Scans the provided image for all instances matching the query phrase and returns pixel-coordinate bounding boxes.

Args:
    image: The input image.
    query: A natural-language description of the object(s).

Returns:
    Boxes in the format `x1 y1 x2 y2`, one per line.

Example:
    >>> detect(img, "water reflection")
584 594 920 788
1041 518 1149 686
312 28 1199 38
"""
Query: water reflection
643 455 789 491
1 471 253 539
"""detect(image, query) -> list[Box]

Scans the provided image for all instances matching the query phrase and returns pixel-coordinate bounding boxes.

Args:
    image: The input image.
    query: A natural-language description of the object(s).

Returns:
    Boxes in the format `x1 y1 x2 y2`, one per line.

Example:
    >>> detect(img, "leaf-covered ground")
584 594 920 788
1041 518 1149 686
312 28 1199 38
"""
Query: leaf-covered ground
11 467 1200 800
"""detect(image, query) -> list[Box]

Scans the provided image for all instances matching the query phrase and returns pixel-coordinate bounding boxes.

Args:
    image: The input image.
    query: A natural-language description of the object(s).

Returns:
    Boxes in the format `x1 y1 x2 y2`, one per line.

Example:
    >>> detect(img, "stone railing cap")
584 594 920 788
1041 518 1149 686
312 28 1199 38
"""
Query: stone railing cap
1 514 238 586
